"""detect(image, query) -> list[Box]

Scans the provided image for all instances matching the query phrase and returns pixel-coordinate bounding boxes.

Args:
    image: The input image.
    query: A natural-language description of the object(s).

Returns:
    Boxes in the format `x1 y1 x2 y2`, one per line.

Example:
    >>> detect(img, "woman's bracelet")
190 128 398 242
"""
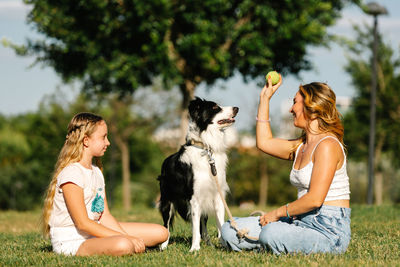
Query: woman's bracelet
256 117 270 123
286 203 291 218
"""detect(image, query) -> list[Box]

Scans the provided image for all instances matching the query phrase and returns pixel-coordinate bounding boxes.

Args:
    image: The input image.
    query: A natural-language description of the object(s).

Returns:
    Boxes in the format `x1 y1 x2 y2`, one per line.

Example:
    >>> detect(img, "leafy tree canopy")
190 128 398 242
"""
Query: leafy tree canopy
20 0 359 96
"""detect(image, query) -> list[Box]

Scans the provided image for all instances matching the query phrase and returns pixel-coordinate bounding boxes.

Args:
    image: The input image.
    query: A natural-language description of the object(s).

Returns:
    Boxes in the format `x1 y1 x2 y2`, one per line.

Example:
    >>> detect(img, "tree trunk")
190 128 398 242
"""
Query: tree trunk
374 171 383 205
179 107 189 147
119 140 131 211
107 141 118 207
258 161 268 206
111 124 132 212
108 97 138 211
178 80 196 146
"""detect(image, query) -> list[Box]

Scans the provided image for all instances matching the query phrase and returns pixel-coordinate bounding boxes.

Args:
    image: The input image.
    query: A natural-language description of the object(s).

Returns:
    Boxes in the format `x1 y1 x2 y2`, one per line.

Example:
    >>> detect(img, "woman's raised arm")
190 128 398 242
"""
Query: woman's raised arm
256 75 299 160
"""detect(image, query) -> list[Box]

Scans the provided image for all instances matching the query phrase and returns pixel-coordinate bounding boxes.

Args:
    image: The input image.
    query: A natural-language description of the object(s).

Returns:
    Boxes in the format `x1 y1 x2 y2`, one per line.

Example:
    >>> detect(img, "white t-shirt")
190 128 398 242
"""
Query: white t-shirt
49 162 106 228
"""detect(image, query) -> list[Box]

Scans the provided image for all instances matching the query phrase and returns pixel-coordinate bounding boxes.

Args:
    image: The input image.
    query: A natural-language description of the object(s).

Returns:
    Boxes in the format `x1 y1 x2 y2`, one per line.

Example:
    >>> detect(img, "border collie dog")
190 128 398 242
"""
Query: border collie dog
157 97 239 251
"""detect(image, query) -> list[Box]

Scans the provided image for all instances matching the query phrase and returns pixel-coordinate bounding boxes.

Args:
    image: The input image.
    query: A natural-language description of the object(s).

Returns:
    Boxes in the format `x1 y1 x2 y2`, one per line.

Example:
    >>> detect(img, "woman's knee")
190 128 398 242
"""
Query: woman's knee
259 223 281 247
221 221 237 244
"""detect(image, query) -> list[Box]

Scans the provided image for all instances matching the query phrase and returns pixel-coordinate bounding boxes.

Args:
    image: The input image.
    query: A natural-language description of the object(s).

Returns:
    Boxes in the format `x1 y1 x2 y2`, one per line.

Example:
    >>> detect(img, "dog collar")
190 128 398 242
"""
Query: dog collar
188 139 207 150
187 139 217 175
188 139 213 156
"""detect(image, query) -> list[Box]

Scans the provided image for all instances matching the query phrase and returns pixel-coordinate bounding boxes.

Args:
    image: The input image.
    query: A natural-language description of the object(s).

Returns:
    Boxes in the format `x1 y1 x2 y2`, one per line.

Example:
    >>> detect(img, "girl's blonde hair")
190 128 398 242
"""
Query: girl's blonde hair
41 112 104 238
291 82 345 158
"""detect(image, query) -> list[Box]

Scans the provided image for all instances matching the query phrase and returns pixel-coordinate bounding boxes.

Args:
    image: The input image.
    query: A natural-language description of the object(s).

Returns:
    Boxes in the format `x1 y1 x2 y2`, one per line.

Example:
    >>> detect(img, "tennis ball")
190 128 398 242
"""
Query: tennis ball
265 71 280 85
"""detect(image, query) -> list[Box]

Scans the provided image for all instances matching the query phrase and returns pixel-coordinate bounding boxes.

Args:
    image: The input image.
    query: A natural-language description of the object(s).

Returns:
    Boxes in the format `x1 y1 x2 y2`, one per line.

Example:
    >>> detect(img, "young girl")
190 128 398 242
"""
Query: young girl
41 112 169 256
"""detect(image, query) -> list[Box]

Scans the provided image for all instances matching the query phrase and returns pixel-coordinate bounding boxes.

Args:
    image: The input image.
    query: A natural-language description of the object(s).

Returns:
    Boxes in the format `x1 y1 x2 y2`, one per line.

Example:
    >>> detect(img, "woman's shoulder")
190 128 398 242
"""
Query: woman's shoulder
313 136 344 158
319 135 342 147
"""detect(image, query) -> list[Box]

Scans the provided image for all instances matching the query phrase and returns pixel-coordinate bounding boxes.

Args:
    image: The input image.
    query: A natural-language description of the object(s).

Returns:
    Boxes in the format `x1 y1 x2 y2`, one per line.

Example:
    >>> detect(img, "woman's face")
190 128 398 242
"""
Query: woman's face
290 91 307 128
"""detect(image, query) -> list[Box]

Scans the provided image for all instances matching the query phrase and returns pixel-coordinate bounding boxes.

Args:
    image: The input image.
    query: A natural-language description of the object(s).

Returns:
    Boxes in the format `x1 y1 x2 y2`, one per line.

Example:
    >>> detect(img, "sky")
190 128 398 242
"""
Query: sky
1 0 400 131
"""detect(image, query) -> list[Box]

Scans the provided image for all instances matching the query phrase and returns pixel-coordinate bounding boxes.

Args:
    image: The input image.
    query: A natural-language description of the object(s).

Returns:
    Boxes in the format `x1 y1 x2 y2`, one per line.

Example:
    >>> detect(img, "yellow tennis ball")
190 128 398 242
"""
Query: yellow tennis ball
265 71 280 85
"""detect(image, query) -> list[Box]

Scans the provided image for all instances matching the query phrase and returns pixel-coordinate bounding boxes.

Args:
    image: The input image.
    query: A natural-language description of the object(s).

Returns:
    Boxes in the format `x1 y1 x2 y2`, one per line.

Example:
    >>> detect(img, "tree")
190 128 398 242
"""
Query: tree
0 92 74 210
342 24 400 204
0 88 171 210
18 0 358 142
0 123 31 209
103 95 158 211
99 84 179 210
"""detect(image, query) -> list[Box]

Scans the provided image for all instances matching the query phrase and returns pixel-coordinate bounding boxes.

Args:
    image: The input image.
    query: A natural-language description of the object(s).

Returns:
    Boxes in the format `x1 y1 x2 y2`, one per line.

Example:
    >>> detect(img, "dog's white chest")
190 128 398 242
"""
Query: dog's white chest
183 150 228 210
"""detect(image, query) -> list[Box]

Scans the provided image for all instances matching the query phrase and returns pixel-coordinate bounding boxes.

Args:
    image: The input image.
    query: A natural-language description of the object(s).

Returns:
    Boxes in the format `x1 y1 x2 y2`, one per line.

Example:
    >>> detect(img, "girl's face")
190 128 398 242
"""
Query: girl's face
290 91 307 128
86 120 110 157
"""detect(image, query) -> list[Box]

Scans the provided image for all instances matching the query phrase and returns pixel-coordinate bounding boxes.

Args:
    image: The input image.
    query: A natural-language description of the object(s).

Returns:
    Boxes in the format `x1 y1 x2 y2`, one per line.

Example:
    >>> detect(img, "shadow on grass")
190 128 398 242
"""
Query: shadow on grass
39 244 52 252
169 235 220 250
169 236 191 246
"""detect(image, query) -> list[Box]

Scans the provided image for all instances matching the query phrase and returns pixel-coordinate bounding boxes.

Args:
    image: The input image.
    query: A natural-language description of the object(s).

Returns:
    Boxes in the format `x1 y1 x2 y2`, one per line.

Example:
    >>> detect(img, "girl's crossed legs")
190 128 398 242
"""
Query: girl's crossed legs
76 222 168 256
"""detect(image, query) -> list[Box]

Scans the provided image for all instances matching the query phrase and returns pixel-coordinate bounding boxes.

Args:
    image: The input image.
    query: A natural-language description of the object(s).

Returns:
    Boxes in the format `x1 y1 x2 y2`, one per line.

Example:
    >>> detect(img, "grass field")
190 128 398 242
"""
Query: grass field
0 205 399 266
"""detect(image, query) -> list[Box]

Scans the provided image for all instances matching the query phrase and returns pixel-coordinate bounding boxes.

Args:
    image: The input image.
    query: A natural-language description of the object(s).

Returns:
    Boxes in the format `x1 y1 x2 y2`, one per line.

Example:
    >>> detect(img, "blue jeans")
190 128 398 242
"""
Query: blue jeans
221 205 351 255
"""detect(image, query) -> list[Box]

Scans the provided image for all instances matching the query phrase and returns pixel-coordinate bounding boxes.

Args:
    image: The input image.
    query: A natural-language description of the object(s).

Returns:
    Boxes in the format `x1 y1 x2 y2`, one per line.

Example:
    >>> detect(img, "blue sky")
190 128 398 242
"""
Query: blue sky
1 0 400 130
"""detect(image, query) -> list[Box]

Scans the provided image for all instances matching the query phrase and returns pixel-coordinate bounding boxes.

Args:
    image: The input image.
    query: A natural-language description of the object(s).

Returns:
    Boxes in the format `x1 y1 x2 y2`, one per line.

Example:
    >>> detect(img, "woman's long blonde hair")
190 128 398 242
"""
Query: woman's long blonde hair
291 82 345 158
41 112 104 238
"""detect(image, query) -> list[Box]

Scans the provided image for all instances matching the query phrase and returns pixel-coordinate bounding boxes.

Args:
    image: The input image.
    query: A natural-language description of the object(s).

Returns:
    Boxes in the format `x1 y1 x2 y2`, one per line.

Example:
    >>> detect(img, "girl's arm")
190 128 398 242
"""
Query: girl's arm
98 194 128 234
62 183 145 251
256 76 299 160
259 138 342 225
61 183 126 237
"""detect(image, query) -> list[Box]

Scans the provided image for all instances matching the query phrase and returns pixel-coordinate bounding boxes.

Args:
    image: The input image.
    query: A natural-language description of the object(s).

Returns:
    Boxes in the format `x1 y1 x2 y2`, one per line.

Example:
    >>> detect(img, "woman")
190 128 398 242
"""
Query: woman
221 76 351 254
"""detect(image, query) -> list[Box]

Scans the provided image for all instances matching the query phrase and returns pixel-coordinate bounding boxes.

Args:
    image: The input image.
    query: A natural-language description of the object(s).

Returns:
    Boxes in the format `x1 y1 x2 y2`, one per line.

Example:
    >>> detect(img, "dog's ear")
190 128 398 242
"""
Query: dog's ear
188 97 203 117
189 97 203 106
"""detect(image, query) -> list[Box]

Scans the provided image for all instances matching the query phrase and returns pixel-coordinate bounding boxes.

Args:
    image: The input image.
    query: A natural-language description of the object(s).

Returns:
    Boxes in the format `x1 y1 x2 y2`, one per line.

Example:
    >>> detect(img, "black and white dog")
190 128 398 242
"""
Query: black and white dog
157 97 239 251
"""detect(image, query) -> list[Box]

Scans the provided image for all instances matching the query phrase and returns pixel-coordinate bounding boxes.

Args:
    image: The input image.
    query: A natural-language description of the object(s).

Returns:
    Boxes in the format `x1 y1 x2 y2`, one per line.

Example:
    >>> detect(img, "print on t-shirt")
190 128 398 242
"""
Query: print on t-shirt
91 187 104 216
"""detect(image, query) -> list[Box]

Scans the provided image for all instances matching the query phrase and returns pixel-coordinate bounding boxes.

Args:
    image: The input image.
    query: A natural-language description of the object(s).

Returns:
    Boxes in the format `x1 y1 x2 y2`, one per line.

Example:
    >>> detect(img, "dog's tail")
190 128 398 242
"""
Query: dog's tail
158 197 175 230
157 190 174 251
157 173 175 230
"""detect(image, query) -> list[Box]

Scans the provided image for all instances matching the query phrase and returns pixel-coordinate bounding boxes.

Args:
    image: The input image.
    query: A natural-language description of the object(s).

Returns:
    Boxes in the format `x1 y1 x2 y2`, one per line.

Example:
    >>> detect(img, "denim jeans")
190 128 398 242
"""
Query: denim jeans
221 205 351 255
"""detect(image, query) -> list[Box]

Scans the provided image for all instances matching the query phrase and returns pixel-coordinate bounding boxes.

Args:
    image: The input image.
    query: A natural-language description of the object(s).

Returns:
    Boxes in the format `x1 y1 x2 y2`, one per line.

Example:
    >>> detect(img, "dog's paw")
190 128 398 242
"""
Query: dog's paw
160 239 169 250
189 245 200 252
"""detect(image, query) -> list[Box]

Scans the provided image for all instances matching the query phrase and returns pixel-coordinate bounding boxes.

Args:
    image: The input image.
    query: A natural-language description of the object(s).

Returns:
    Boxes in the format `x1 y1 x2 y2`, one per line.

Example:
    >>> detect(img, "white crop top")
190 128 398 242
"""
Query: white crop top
289 136 350 201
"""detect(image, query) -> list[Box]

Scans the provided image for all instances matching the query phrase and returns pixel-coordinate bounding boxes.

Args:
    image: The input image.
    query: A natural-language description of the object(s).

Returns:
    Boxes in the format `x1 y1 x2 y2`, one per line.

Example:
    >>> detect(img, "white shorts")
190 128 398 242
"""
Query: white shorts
50 226 93 256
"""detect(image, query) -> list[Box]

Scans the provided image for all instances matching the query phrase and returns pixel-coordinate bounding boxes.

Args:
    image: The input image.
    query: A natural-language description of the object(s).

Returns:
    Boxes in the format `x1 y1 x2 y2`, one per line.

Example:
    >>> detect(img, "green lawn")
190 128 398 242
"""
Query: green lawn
0 205 399 266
